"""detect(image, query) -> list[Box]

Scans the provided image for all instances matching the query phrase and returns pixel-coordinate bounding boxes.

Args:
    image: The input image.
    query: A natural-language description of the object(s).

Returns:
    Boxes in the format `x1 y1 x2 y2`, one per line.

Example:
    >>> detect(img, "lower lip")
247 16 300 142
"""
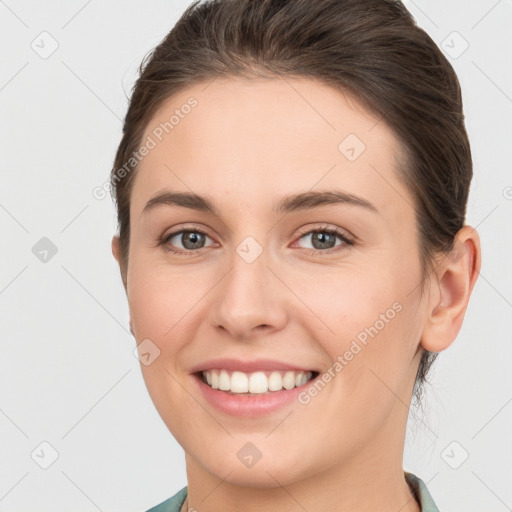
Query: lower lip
192 373 316 417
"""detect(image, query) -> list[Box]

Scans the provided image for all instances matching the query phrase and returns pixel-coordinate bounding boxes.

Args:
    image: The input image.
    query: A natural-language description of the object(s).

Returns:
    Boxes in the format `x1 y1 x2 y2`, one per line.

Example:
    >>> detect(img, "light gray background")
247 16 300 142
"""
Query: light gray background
1 1 511 511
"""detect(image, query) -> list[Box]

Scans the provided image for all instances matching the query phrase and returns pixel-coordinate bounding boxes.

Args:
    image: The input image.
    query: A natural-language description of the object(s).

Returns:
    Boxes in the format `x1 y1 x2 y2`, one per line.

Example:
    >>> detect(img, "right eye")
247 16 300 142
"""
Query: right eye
161 226 217 255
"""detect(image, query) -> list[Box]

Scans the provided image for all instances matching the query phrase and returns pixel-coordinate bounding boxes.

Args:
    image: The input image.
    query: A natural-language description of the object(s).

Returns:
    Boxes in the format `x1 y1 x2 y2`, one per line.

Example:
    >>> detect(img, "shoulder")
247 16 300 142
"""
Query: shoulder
144 486 188 512
405 472 440 512
144 478 439 512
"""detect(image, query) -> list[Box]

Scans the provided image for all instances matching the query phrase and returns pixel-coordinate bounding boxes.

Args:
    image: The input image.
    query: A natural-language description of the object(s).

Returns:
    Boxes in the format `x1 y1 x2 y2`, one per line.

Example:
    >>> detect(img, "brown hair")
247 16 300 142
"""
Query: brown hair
110 0 473 403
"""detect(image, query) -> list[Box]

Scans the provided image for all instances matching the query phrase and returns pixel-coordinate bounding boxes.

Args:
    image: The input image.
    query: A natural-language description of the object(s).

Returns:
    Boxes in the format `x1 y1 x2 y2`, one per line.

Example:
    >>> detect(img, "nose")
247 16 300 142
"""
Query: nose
209 245 288 341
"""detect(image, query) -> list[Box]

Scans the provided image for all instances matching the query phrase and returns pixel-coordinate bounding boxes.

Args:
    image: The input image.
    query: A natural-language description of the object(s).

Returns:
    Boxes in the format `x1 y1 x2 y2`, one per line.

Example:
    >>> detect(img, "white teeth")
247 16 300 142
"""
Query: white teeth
201 369 314 394
231 371 249 393
218 369 230 391
249 372 268 393
211 371 219 389
268 371 283 391
282 371 296 390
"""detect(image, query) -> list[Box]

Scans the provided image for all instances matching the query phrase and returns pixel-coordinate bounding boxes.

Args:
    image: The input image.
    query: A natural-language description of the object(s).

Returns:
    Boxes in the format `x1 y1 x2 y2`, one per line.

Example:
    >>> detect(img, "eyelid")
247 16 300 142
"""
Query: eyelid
294 223 354 243
162 223 211 241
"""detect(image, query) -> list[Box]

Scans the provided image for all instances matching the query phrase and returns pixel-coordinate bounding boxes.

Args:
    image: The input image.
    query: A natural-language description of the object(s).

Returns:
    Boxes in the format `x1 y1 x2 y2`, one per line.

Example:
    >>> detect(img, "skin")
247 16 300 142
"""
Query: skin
112 76 481 512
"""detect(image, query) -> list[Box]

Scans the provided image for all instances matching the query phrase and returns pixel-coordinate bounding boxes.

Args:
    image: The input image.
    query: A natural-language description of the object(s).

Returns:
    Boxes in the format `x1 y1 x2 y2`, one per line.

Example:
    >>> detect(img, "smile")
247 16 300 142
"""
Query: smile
199 369 318 395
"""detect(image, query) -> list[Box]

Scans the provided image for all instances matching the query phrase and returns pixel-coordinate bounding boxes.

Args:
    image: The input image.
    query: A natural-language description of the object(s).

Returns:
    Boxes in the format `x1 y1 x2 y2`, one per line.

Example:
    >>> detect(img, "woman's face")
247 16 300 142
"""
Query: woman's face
122 77 429 487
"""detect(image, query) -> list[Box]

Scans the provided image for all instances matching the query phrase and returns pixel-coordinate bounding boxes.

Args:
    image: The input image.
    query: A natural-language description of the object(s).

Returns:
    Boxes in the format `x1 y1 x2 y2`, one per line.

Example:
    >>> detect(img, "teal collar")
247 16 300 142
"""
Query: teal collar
146 472 439 511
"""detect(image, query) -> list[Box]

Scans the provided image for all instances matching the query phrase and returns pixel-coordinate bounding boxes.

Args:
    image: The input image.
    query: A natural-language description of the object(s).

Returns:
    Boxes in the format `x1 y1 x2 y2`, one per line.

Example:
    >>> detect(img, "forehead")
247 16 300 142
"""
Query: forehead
131 76 412 219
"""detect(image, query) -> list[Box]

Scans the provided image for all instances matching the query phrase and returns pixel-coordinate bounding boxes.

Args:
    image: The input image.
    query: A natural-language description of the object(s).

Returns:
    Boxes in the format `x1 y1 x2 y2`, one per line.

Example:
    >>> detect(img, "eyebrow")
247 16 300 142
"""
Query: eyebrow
142 189 378 216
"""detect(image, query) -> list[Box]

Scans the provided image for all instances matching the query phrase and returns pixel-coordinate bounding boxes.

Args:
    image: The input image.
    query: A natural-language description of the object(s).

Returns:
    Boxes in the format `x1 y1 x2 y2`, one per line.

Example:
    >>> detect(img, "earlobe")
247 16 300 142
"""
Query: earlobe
421 226 481 353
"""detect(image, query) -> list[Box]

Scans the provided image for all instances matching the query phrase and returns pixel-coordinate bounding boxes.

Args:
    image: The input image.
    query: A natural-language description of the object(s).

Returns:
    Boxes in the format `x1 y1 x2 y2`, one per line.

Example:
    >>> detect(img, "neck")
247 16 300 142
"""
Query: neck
181 401 420 512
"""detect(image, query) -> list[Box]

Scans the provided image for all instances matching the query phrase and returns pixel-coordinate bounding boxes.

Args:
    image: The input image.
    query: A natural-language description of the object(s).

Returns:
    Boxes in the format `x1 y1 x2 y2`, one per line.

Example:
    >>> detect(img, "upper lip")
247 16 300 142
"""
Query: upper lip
190 358 317 374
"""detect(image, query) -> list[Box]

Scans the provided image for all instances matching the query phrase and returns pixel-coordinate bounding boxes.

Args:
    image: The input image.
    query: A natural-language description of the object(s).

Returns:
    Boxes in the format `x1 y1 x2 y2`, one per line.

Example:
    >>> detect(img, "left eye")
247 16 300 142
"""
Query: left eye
294 228 351 252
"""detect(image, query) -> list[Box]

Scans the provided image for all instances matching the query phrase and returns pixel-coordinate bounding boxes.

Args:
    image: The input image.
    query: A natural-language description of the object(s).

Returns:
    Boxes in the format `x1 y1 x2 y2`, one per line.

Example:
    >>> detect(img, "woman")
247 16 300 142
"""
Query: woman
109 0 481 510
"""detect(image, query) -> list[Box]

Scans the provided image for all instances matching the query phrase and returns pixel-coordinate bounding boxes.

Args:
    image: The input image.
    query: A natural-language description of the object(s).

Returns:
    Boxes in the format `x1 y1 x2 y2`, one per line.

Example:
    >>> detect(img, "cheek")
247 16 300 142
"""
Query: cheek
127 256 208 340
127 261 201 431
301 283 417 445
299 263 421 395
292 266 402 343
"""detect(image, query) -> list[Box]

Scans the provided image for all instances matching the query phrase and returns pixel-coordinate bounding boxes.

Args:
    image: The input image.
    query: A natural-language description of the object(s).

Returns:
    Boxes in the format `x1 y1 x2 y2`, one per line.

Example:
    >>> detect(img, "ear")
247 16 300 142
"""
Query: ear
112 235 133 334
111 235 121 263
421 225 481 353
111 235 128 290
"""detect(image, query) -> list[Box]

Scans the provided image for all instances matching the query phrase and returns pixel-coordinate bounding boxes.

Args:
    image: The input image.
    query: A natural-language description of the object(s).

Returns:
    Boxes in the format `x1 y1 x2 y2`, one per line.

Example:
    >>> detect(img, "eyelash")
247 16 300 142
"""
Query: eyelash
159 223 354 257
